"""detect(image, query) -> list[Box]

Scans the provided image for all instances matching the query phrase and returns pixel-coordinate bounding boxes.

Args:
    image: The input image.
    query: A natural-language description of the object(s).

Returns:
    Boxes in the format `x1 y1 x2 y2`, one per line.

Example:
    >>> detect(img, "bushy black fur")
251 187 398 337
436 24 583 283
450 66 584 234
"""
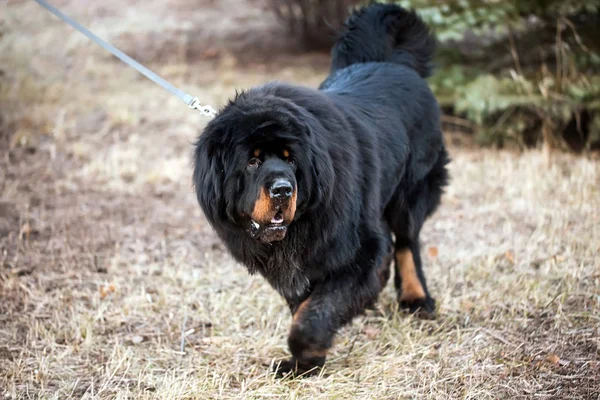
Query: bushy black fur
193 3 449 376
328 3 436 78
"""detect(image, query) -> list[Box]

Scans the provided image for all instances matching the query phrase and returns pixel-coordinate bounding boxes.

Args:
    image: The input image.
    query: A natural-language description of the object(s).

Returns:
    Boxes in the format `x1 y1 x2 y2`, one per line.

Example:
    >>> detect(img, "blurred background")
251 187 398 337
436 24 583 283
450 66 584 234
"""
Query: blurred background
268 0 600 153
1 0 599 398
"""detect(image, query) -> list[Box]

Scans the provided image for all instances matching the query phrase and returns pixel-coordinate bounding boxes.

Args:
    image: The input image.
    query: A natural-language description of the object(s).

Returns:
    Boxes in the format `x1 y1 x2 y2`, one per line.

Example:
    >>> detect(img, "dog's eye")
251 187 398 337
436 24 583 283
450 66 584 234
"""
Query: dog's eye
282 149 294 165
247 157 261 169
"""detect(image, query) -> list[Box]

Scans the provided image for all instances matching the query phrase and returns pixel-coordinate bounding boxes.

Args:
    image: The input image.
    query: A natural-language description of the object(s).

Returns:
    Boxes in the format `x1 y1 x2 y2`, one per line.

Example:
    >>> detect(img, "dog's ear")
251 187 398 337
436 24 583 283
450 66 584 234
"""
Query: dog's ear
193 134 225 227
305 123 335 212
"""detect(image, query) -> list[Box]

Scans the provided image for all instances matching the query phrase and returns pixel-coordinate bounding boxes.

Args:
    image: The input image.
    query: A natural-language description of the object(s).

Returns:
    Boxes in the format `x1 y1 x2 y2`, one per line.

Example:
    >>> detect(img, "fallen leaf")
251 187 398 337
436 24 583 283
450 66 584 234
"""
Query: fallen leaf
364 327 381 339
504 251 515 264
202 48 220 59
428 246 439 258
19 222 31 241
99 283 117 299
546 353 560 365
460 300 475 311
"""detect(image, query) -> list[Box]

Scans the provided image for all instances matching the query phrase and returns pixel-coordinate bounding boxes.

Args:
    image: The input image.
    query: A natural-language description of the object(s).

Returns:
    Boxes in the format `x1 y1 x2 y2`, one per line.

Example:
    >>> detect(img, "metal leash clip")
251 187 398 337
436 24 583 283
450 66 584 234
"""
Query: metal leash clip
188 97 217 118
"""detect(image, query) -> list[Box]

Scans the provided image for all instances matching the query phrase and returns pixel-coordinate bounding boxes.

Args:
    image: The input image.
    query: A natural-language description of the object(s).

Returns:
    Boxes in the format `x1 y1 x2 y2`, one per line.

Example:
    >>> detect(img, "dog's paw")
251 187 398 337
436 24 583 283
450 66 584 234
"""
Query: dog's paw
399 295 437 319
272 358 322 378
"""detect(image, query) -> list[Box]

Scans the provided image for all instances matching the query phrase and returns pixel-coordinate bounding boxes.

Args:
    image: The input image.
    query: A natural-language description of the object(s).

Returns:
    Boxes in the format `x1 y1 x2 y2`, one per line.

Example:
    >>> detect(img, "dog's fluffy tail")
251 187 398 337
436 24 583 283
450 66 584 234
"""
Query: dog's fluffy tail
330 3 435 78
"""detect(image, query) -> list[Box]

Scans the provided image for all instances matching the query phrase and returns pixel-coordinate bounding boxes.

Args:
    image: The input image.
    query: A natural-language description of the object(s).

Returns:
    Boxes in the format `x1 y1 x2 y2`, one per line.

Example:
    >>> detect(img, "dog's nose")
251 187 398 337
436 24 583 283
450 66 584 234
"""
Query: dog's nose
269 179 293 199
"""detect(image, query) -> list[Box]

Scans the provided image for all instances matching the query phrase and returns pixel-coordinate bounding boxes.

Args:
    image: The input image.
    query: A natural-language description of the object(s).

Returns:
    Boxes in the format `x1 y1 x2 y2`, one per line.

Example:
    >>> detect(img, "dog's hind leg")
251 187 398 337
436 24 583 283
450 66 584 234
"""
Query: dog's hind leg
385 152 448 316
393 235 436 316
385 188 435 315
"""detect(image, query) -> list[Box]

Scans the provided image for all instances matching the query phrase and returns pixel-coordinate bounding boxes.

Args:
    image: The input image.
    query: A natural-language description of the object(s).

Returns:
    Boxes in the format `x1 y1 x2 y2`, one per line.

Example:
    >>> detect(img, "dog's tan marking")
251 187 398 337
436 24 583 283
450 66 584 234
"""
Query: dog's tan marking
251 187 271 223
283 189 297 223
396 249 426 301
282 149 290 159
291 297 328 359
301 348 328 358
253 148 262 158
293 297 310 325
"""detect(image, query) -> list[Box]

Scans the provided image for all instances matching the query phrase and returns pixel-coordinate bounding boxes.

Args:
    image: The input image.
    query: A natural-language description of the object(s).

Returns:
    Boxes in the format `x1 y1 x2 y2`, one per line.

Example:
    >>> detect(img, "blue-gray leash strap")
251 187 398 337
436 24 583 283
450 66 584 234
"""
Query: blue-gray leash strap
32 0 217 117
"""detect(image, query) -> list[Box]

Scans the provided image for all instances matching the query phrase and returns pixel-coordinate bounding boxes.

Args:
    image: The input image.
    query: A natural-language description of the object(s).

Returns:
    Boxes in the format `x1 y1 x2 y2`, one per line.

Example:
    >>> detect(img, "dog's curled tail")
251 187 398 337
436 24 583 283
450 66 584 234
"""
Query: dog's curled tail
330 3 435 78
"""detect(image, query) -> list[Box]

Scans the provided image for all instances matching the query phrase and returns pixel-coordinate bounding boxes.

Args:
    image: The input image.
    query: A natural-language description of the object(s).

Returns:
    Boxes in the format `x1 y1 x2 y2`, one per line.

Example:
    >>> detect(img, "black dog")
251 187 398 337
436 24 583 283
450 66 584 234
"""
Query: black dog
193 3 449 376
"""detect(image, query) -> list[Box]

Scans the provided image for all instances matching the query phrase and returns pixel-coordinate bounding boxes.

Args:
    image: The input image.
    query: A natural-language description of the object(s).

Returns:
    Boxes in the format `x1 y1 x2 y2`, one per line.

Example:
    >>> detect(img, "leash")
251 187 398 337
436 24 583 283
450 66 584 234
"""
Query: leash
32 0 217 117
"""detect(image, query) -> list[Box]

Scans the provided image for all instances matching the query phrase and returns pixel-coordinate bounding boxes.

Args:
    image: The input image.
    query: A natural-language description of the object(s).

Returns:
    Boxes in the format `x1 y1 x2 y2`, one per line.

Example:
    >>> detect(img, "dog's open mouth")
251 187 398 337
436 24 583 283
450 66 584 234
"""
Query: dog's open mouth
271 210 284 225
250 209 288 243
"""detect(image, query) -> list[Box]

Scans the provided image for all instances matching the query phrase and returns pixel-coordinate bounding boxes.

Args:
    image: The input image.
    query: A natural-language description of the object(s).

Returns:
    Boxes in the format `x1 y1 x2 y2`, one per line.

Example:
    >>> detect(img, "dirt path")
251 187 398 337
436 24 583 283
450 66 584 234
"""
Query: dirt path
1 1 599 398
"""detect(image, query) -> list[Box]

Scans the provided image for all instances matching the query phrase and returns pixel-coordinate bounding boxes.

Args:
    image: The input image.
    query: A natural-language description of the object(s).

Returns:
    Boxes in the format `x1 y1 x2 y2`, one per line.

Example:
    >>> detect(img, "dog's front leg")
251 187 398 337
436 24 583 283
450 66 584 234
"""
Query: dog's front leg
273 267 382 377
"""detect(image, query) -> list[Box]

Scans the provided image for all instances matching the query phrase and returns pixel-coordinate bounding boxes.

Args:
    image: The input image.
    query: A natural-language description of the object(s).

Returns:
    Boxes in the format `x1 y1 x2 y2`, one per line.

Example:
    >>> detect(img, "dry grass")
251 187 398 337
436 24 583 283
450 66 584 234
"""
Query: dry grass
1 1 599 399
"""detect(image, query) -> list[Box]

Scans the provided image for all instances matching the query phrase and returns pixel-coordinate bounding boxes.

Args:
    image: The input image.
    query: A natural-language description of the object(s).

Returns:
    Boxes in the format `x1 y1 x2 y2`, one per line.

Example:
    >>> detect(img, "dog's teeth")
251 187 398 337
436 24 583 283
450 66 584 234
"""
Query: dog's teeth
251 220 260 230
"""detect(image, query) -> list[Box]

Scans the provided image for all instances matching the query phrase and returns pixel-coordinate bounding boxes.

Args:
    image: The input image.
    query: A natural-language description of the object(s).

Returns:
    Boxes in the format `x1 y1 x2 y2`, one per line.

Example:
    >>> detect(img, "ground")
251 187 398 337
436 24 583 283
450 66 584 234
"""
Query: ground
1 1 599 399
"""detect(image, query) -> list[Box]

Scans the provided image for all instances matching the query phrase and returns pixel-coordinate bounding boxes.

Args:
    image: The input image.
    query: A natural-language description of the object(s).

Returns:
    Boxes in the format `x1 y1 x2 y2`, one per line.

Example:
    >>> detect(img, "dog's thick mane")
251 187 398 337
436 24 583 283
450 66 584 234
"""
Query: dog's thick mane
194 84 367 295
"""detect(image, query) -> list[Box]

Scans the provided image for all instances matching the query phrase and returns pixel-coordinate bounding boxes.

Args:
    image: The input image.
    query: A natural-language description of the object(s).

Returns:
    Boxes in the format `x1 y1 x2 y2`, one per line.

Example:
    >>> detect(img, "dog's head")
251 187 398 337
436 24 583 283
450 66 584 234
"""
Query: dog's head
193 88 334 243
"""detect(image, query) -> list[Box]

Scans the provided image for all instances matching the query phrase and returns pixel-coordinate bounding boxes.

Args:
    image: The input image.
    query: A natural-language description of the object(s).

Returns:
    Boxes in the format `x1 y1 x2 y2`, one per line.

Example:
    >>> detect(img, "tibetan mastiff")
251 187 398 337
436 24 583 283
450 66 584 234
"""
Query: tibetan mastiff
193 3 450 376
